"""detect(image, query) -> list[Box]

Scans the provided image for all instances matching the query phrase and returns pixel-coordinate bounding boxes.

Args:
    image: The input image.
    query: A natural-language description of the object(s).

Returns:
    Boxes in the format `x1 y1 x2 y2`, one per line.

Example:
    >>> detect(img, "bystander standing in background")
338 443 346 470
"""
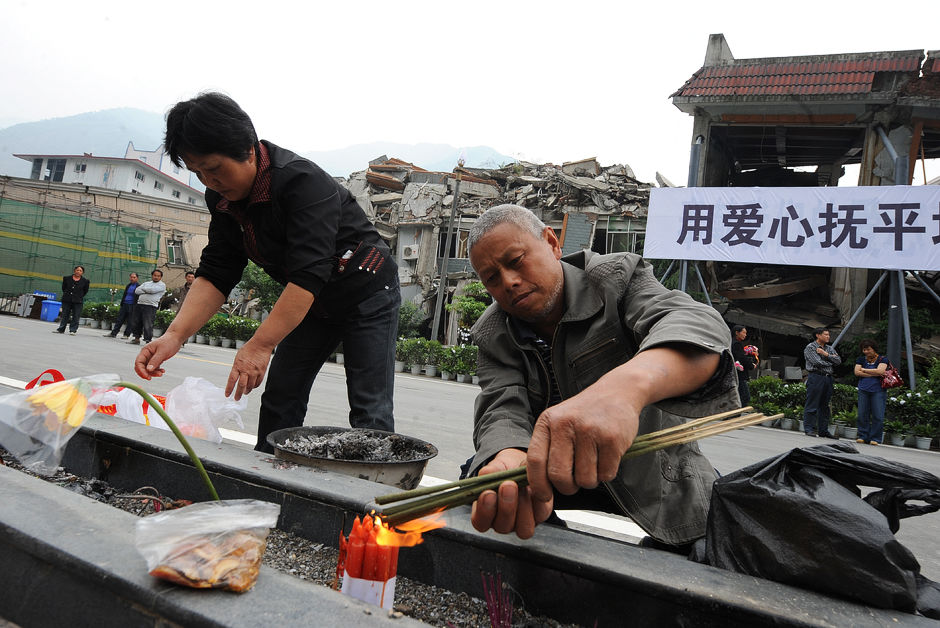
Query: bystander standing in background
54 265 89 335
128 270 166 345
105 272 139 339
854 339 888 445
803 328 841 438
730 325 757 406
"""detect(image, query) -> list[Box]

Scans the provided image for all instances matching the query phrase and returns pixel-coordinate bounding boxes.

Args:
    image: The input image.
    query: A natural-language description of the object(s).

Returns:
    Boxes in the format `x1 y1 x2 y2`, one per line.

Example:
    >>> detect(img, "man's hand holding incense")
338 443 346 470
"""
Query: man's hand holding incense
527 375 641 503
526 345 720 504
471 448 552 540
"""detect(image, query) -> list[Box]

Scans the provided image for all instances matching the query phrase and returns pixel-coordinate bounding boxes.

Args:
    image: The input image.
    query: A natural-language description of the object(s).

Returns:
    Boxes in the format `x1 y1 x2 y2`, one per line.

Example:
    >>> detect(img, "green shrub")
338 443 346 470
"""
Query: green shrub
439 346 460 373
236 261 283 311
454 344 478 375
884 419 909 435
913 424 936 438
748 377 806 414
154 309 175 329
234 316 260 341
831 383 857 415
397 301 425 339
399 337 425 367
87 302 110 321
423 340 442 366
833 408 857 427
104 304 120 322
200 314 228 338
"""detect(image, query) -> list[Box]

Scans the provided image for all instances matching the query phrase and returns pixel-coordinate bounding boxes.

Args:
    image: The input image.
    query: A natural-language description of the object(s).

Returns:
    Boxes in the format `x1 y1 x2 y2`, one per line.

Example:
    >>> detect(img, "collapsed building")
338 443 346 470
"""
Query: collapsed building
668 34 940 373
341 155 658 342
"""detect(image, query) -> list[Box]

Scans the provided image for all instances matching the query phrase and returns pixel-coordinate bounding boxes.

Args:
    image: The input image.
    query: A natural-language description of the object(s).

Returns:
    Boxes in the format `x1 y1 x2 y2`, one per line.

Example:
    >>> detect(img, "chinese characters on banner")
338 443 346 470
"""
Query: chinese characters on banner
645 186 940 271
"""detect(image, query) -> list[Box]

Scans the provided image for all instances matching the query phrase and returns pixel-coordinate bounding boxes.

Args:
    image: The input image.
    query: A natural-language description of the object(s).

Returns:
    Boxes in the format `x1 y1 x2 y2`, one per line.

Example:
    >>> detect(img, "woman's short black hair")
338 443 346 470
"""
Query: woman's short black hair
732 324 746 335
164 92 257 167
860 339 877 352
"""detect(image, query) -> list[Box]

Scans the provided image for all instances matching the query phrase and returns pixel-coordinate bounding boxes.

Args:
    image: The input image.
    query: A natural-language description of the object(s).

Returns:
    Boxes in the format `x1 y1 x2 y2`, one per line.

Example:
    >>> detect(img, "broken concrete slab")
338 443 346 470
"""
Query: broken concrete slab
562 157 601 177
402 182 447 218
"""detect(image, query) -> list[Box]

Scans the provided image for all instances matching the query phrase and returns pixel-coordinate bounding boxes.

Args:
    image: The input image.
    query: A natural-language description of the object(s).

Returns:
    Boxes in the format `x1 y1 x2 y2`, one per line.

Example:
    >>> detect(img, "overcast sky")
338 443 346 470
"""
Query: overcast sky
1 0 938 184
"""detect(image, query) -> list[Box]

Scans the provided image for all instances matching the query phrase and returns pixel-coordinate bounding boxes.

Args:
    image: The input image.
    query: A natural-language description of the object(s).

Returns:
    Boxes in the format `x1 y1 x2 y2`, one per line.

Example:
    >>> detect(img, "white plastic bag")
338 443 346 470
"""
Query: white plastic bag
135 499 280 592
161 377 246 443
97 387 149 425
0 373 120 474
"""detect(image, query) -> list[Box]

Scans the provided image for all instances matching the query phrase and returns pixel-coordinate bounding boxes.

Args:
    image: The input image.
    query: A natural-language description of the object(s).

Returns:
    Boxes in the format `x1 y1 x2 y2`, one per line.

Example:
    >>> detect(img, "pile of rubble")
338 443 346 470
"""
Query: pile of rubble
343 155 663 238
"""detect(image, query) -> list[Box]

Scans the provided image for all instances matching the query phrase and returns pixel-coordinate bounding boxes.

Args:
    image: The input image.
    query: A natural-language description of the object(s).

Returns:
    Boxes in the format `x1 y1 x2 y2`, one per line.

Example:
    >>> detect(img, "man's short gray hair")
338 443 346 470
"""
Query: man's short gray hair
468 204 546 253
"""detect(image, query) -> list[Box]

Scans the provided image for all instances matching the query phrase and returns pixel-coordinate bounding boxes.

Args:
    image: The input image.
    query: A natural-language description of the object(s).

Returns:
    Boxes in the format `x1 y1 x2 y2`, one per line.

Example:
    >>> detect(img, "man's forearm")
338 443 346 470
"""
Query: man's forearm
592 345 721 416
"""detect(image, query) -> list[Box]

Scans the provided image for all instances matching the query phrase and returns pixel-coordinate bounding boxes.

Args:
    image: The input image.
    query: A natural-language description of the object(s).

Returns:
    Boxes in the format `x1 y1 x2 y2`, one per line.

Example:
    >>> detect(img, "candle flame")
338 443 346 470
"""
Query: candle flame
375 512 446 547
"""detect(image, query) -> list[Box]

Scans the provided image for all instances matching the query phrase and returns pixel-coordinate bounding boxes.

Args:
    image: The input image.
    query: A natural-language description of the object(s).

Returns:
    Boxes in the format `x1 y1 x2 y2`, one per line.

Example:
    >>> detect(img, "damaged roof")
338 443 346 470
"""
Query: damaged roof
671 44 924 103
671 49 924 101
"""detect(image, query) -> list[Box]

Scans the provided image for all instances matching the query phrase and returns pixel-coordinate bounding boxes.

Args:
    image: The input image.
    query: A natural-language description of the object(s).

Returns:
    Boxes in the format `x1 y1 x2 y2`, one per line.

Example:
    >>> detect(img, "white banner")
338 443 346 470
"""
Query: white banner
645 186 940 271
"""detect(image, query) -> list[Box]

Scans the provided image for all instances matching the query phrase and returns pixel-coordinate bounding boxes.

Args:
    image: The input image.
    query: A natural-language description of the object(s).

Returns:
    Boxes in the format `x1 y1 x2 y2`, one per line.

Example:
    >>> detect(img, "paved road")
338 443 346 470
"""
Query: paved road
2 315 939 580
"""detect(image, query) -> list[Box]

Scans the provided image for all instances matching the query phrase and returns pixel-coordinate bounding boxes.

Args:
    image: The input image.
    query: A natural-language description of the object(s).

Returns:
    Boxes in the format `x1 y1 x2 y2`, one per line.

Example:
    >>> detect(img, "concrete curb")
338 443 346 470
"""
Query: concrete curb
2 415 933 627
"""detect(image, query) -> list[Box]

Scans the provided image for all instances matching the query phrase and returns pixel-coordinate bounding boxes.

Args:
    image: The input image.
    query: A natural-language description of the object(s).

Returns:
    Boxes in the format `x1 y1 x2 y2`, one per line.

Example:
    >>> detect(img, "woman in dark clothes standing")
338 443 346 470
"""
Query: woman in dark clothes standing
730 324 756 406
54 265 90 335
133 92 400 452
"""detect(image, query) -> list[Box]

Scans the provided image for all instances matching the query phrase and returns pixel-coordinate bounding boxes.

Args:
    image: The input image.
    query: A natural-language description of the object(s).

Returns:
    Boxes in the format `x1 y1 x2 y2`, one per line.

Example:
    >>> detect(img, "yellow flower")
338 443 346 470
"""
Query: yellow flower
27 381 90 429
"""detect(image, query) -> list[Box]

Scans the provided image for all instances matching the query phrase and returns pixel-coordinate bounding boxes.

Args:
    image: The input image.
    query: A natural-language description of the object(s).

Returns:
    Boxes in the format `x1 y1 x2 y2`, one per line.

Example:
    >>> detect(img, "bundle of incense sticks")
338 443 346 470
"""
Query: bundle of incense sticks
337 514 399 609
376 407 782 528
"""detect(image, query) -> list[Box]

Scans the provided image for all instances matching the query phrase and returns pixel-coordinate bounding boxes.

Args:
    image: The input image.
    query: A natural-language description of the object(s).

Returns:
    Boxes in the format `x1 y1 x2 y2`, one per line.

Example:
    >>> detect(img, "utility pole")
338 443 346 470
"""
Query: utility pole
430 166 462 342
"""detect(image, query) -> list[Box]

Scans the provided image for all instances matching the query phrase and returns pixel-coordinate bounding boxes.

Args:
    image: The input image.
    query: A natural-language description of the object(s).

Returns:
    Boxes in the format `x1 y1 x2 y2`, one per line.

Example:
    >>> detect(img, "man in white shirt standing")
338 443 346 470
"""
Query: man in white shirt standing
128 269 166 345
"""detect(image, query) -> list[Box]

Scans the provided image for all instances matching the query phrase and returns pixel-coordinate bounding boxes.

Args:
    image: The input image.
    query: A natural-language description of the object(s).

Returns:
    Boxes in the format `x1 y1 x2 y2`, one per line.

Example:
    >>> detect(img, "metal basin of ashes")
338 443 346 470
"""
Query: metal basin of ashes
267 426 438 490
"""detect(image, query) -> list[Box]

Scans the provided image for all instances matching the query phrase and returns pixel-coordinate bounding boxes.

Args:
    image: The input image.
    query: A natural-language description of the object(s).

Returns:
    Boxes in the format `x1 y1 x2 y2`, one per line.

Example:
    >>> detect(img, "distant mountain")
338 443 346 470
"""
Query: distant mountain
0 109 166 178
0 109 514 180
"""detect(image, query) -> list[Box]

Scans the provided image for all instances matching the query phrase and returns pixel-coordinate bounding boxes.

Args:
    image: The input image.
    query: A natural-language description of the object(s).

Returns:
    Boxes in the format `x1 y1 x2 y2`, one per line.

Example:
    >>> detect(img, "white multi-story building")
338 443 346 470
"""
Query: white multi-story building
15 143 205 207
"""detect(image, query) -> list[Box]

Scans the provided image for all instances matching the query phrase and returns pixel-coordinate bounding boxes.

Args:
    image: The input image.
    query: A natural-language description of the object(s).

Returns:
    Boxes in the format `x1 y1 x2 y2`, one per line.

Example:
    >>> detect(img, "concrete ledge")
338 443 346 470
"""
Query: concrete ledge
3 415 929 627
0 465 422 628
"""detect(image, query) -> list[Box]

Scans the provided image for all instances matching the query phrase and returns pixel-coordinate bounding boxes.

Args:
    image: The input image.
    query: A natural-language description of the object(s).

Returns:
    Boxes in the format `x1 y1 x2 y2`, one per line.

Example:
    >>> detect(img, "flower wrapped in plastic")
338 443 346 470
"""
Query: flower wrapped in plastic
0 373 119 474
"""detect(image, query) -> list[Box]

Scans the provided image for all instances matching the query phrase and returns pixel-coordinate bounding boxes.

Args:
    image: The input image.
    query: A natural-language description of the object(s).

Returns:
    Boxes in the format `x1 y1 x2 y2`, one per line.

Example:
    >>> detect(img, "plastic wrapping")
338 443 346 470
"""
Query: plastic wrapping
135 499 281 592
0 374 120 474
700 442 940 617
162 377 246 443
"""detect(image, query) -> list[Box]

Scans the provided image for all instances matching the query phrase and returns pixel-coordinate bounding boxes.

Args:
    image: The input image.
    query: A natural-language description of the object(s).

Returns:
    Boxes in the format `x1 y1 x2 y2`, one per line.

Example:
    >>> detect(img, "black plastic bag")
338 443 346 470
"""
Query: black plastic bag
699 442 940 617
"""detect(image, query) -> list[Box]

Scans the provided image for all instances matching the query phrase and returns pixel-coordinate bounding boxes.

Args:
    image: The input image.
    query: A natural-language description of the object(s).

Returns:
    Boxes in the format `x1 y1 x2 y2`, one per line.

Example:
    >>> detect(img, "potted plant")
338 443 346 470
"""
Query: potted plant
465 345 479 385
454 344 478 384
202 315 226 346
81 302 96 327
394 338 407 373
87 302 108 329
423 340 442 378
835 409 857 440
439 345 458 380
101 303 120 331
219 317 235 348
885 420 909 447
913 424 935 450
399 338 424 374
154 309 175 338
230 316 259 348
407 338 426 375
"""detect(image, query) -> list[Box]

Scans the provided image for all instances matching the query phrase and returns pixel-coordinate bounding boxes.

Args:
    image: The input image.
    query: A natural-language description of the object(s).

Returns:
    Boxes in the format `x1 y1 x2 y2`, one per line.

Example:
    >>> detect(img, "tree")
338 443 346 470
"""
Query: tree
237 261 284 312
446 281 492 342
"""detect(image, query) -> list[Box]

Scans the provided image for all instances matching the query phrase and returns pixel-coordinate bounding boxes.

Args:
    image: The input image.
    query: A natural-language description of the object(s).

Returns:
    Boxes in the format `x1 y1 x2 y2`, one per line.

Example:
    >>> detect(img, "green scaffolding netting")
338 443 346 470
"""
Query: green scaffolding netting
0 198 160 303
